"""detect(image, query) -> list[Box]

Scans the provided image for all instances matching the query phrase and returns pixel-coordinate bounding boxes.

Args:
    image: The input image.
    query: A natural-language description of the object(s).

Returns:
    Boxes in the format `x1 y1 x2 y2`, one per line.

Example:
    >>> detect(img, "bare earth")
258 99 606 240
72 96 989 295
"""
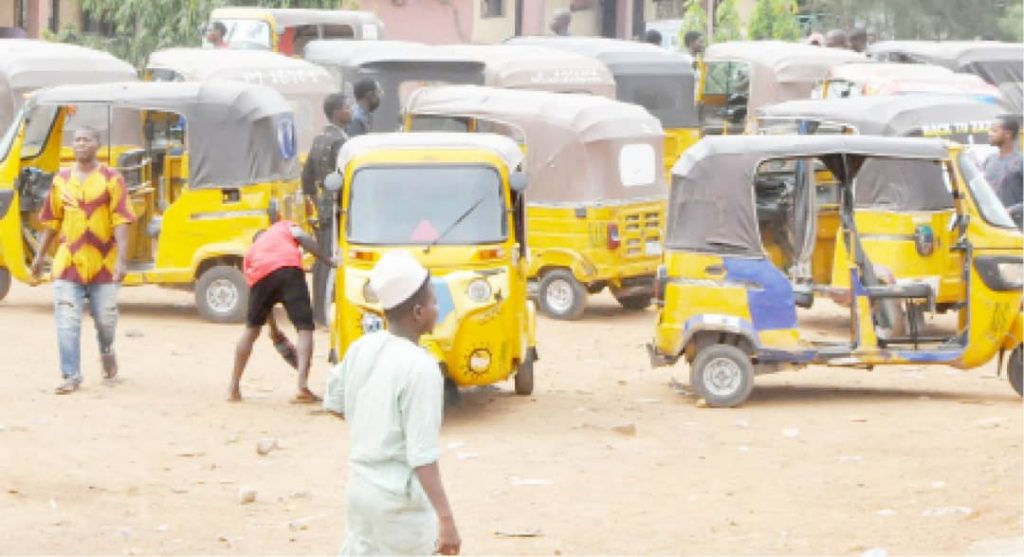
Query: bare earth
0 282 1021 555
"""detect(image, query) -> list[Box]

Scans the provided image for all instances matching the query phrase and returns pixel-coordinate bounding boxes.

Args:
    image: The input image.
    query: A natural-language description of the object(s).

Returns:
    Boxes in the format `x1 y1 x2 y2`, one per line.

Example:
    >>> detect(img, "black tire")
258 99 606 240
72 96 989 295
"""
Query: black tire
1009 345 1023 397
312 261 330 327
0 267 10 302
613 290 652 311
514 354 534 395
444 377 461 407
195 265 249 323
537 269 586 320
689 344 755 408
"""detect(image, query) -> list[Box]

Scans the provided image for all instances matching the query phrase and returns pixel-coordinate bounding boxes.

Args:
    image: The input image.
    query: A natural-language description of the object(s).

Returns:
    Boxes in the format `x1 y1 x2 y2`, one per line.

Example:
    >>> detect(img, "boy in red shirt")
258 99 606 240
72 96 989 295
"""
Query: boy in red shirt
229 218 336 402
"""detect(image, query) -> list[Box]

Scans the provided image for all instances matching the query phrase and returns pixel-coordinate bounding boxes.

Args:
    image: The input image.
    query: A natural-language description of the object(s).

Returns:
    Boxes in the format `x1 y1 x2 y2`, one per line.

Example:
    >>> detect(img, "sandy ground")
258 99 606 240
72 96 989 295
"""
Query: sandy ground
0 281 1021 556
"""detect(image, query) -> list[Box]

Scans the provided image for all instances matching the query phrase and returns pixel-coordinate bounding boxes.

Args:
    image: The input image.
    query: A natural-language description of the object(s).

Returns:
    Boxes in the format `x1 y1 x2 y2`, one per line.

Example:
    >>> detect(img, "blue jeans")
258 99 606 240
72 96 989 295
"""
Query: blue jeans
53 280 120 382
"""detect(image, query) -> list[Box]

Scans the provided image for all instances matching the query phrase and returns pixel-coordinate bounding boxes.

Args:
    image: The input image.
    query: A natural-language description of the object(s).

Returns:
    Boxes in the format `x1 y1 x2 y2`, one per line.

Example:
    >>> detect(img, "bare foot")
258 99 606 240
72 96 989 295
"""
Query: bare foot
227 389 243 402
290 389 321 404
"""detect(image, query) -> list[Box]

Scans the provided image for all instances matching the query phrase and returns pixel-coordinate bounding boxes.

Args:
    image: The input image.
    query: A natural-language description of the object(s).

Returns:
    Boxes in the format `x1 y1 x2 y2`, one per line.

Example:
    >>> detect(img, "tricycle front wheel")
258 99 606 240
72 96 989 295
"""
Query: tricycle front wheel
690 344 754 408
514 354 534 396
0 267 9 301
1009 346 1022 397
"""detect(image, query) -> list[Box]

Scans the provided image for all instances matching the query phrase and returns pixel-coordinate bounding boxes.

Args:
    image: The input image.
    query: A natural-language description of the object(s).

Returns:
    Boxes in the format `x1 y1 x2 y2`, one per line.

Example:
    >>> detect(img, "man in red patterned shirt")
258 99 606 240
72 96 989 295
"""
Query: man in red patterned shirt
31 127 135 394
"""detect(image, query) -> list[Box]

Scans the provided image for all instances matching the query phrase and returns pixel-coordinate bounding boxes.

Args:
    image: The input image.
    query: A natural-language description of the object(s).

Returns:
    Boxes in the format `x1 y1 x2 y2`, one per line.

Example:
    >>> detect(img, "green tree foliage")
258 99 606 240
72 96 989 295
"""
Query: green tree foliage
748 0 801 40
803 0 1023 41
50 0 357 68
714 0 744 42
677 0 707 50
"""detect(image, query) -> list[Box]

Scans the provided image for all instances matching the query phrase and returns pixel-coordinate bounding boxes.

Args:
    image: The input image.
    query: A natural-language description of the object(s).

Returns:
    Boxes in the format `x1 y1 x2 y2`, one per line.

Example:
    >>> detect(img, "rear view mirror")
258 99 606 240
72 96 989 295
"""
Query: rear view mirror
324 172 343 194
510 171 528 194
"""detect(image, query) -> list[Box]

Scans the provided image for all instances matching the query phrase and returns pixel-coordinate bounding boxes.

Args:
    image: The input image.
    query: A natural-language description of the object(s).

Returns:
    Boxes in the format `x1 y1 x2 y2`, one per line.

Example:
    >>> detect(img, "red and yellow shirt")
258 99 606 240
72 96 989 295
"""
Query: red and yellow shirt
39 165 136 284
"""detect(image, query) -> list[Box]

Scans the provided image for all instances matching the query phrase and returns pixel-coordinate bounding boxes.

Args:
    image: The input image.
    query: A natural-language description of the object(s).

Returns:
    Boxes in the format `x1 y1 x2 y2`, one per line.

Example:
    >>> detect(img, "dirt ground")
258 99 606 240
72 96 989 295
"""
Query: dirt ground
0 281 1021 556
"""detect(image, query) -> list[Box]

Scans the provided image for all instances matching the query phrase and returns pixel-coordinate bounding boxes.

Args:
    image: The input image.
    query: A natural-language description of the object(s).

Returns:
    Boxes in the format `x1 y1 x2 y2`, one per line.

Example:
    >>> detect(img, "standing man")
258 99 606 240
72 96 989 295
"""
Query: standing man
549 8 572 37
205 21 228 48
984 115 1023 226
683 30 705 59
229 216 336 403
324 250 460 556
346 79 381 138
31 127 136 394
303 92 352 325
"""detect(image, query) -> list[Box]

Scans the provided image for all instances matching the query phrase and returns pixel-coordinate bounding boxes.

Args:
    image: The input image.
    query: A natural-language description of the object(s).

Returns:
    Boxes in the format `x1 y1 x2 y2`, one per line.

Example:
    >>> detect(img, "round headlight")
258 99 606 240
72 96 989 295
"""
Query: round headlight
362 280 379 304
360 312 384 334
468 349 491 373
466 279 492 303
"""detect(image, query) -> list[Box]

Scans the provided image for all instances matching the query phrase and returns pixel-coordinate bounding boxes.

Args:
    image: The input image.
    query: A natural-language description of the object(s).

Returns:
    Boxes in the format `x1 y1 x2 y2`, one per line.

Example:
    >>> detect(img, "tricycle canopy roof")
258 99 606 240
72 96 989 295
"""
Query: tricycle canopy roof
825 62 1000 98
440 44 617 98
146 48 335 152
29 81 299 189
210 7 384 36
0 39 137 133
667 135 950 257
336 132 523 173
869 40 1024 86
303 40 474 68
503 36 697 126
705 41 865 109
405 85 665 204
757 95 1002 140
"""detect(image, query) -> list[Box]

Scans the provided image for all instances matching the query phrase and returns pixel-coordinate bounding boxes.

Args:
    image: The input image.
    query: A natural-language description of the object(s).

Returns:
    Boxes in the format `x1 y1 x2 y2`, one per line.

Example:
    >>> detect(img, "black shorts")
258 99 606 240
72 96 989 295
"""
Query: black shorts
247 267 315 331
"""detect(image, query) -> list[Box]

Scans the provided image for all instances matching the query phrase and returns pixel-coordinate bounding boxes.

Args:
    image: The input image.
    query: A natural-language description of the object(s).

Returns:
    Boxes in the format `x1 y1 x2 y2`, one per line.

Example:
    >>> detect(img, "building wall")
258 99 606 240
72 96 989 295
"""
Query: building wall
366 0 475 44
472 0 515 43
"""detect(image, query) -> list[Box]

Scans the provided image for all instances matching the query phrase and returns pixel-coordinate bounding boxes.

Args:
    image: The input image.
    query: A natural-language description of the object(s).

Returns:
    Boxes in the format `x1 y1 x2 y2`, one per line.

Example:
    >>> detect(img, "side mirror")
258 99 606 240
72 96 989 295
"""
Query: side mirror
324 171 343 194
510 171 528 194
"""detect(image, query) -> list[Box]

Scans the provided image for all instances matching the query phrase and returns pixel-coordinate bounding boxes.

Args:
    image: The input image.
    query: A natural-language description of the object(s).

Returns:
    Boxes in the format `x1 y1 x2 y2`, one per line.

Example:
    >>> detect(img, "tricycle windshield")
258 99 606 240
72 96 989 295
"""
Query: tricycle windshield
958 153 1017 229
348 165 507 245
223 19 273 50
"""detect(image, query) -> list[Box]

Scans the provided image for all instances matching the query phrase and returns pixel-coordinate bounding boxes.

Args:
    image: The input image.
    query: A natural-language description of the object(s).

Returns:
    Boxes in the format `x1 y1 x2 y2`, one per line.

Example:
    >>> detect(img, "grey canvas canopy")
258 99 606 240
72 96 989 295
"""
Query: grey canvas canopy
869 41 1024 87
404 85 665 204
440 44 617 98
28 81 299 189
757 96 1001 140
504 36 698 127
0 39 137 135
705 41 865 110
667 135 950 257
211 8 384 39
336 132 523 173
304 40 485 133
147 48 335 152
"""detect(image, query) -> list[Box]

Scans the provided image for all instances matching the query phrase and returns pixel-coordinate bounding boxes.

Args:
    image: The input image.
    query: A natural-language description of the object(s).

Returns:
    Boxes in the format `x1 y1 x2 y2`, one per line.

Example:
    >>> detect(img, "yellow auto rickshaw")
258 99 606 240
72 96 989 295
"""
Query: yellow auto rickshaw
207 7 384 56
441 44 617 98
754 95 1005 330
145 48 335 156
700 41 863 135
815 62 1002 103
404 85 666 320
324 132 537 396
0 81 307 322
303 40 486 134
648 135 1023 407
505 36 700 176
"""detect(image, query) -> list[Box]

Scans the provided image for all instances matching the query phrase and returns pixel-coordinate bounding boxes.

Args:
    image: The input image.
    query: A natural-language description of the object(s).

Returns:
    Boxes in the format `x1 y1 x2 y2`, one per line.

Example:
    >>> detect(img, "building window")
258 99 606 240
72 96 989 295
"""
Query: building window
82 9 116 36
482 0 504 18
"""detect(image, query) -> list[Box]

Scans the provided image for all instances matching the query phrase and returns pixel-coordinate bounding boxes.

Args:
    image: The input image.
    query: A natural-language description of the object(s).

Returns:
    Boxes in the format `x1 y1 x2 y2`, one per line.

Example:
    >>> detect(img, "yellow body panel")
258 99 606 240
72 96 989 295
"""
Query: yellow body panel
662 127 701 178
527 200 664 287
329 147 536 388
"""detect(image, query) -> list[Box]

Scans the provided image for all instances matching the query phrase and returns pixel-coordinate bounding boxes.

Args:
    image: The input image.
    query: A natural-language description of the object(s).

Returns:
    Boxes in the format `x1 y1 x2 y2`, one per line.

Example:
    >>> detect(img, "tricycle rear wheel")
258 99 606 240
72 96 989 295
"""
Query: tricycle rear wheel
690 344 754 408
1009 346 1022 397
612 290 652 311
538 269 586 320
0 267 9 301
195 265 248 323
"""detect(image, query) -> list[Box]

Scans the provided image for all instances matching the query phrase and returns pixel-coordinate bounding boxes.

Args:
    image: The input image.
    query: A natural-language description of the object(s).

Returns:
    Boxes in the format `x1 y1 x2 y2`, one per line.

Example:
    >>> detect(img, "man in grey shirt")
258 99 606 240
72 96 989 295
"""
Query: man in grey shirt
984 115 1023 227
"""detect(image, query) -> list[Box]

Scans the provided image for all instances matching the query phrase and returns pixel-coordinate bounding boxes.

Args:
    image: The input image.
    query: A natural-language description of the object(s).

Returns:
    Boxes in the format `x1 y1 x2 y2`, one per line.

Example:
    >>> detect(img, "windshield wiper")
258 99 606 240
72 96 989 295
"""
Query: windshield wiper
424 193 488 254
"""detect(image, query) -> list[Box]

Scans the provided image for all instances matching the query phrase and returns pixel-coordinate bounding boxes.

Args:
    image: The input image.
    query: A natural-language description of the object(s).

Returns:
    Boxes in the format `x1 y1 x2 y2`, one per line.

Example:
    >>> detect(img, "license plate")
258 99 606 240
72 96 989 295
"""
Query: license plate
645 241 662 256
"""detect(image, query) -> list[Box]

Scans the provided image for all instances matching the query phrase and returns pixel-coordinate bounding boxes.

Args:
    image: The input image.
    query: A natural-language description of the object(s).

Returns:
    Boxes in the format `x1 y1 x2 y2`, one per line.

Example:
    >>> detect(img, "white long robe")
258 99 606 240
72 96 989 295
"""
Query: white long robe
324 331 445 556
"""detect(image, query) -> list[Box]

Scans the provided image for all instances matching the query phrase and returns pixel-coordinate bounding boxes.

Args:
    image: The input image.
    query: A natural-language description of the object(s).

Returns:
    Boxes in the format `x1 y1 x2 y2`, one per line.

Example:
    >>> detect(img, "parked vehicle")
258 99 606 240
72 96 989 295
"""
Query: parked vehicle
207 7 383 55
815 62 1002 104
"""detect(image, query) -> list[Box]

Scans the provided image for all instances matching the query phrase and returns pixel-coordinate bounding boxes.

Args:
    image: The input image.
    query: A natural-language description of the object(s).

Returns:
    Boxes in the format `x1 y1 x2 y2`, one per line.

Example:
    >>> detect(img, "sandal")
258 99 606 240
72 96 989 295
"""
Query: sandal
100 353 118 380
290 391 322 404
55 378 81 395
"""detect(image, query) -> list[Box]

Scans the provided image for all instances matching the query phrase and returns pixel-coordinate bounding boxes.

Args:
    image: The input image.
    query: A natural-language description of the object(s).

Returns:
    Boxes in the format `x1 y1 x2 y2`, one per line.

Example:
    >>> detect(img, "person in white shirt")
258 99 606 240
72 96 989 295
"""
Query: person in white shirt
324 250 460 556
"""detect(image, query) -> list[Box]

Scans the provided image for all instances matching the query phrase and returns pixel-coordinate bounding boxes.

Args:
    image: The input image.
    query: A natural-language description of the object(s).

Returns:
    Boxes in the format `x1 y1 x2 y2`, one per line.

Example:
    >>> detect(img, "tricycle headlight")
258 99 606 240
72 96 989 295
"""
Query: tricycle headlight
468 349 491 372
466 278 492 303
975 256 1024 291
360 312 384 334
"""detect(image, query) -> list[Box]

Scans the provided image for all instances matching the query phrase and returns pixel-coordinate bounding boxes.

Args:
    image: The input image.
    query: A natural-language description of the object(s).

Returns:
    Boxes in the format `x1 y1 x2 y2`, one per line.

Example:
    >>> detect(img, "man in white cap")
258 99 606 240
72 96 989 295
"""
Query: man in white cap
324 250 460 556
